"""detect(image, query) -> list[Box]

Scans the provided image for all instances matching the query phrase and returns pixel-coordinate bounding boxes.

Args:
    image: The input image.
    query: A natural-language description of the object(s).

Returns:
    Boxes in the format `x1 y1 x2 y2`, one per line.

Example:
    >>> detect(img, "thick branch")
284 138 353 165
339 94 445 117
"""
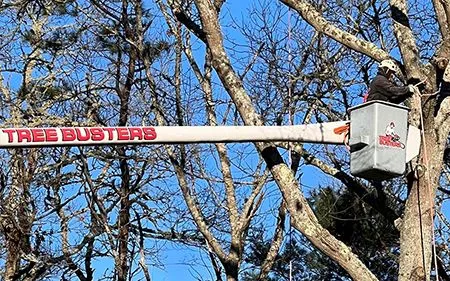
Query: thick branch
56 196 88 281
279 0 388 61
169 0 207 43
169 153 228 262
192 0 378 279
432 0 450 39
182 30 244 260
441 0 450 33
240 173 269 231
399 128 445 281
287 143 401 224
389 0 424 81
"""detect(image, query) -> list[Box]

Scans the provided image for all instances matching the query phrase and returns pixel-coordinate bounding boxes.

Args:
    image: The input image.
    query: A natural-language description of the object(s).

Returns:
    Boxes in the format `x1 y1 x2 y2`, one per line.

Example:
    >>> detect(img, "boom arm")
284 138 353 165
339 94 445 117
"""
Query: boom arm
0 101 420 181
0 121 349 148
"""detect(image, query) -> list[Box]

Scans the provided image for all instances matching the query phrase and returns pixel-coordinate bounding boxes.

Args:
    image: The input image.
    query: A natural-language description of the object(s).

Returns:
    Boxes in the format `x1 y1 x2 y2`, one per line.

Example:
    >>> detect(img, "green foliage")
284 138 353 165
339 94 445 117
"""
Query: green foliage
18 80 73 103
143 41 170 61
53 0 78 16
244 229 348 281
22 29 40 46
41 29 81 53
96 25 121 53
312 187 399 280
96 22 170 60
244 186 400 281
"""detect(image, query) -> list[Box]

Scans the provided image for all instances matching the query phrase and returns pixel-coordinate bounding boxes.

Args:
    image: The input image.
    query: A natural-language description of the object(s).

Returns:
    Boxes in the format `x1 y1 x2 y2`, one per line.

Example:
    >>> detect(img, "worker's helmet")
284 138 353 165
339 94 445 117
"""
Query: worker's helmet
379 59 401 75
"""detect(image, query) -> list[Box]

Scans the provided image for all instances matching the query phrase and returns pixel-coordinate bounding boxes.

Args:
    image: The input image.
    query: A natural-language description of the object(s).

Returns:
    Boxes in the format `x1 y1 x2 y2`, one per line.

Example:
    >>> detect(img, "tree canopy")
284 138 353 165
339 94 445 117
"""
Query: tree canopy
0 0 450 280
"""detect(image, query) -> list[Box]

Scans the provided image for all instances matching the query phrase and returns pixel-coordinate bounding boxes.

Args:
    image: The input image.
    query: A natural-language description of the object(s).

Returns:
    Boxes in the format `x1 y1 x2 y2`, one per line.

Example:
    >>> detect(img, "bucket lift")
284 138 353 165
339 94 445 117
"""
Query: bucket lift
0 101 420 180
349 101 420 180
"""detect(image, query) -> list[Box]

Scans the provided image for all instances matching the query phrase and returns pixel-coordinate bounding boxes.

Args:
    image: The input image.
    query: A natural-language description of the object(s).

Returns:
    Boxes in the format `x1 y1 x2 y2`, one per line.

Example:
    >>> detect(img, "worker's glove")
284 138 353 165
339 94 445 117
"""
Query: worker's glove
408 84 417 93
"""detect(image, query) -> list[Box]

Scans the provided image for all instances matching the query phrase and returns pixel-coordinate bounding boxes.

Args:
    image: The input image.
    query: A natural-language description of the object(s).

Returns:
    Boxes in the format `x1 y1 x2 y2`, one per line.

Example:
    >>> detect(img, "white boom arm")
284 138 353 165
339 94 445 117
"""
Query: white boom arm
0 121 349 148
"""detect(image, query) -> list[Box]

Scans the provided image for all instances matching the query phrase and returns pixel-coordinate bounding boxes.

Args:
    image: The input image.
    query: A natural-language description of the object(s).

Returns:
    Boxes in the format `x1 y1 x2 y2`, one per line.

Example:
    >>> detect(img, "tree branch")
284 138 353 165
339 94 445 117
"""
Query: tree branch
168 0 207 43
192 0 379 279
288 143 401 224
279 0 389 61
389 0 424 81
258 200 286 280
432 0 450 39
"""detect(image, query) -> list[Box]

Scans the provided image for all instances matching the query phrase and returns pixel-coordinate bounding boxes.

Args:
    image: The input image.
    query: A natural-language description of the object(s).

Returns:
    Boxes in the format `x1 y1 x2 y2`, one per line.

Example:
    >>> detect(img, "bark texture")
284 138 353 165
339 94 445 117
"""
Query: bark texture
193 0 379 280
278 0 450 279
280 0 389 61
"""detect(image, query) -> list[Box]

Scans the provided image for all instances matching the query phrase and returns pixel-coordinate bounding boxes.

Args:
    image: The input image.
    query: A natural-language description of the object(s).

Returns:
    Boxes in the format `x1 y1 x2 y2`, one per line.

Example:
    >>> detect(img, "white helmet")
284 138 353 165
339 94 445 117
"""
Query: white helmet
379 59 401 75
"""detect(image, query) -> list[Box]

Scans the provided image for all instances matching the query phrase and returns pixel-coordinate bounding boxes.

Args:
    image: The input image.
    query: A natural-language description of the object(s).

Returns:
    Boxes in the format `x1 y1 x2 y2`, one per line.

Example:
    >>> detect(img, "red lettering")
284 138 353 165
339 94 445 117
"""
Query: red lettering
61 128 76 141
103 128 115 140
129 128 143 140
143 127 157 140
45 129 58 142
117 128 129 140
2 129 15 143
379 136 402 148
31 128 45 142
90 128 105 141
1 127 159 144
75 128 90 141
17 129 32 142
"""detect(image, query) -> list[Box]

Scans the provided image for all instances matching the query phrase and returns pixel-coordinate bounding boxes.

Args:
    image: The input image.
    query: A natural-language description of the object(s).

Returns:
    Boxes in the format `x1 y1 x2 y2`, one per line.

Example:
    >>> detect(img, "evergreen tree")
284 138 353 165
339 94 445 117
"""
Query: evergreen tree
244 186 400 281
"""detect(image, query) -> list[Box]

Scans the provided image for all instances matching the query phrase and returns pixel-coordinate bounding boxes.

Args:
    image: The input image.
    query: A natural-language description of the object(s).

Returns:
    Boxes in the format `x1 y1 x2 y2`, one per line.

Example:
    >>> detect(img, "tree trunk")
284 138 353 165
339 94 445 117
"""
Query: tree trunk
224 262 239 281
116 1 136 279
399 122 446 281
4 240 20 281
117 152 131 281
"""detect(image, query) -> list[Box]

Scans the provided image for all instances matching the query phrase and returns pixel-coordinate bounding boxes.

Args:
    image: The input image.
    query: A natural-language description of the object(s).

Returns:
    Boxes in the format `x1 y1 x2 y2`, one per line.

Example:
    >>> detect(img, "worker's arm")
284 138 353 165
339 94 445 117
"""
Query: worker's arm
375 76 411 97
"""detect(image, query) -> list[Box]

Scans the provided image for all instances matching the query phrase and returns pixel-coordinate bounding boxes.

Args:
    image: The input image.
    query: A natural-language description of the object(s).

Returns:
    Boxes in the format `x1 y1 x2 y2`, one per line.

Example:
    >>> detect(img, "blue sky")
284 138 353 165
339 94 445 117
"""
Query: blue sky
1 0 447 280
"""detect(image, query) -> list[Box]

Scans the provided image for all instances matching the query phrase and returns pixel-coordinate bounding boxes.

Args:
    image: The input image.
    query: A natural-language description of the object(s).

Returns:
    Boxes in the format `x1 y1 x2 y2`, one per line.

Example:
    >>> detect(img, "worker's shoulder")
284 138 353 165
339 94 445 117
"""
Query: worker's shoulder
370 74 388 86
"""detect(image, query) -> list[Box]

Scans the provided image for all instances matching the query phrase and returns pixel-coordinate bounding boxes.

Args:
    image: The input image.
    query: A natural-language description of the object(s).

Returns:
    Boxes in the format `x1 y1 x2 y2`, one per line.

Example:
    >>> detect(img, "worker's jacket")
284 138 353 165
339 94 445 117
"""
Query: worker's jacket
441 64 450 96
434 64 450 116
440 81 450 97
366 71 410 104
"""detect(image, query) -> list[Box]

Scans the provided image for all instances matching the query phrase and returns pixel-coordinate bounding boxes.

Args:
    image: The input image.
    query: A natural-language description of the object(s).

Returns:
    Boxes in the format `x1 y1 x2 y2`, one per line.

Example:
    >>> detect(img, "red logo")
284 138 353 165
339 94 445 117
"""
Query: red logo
1 127 157 144
379 122 405 149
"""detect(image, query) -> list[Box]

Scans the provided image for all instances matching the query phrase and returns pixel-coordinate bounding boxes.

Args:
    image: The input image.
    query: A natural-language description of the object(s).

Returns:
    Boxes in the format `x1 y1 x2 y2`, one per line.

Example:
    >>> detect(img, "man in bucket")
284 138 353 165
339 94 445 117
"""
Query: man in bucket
366 59 417 104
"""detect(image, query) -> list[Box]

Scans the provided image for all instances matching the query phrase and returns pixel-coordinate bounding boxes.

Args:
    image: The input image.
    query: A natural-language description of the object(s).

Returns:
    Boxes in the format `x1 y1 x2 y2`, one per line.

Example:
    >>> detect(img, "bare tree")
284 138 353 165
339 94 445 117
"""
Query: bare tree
0 1 177 280
279 1 450 280
1 0 290 280
2 0 449 280
167 0 450 280
150 2 290 280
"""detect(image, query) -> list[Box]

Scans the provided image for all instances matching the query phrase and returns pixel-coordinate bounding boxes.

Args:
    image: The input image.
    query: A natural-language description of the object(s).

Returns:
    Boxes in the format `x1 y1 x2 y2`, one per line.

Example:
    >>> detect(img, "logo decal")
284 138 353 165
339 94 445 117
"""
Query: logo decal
378 122 405 149
1 127 157 144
